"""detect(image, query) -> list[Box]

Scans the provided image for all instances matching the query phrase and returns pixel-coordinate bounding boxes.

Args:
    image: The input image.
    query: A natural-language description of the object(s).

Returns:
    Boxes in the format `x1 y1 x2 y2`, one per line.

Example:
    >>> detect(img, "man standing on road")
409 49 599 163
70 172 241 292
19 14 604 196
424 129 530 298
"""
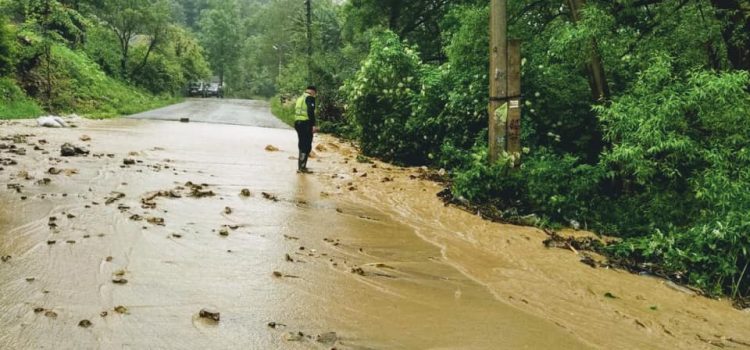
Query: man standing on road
294 85 318 173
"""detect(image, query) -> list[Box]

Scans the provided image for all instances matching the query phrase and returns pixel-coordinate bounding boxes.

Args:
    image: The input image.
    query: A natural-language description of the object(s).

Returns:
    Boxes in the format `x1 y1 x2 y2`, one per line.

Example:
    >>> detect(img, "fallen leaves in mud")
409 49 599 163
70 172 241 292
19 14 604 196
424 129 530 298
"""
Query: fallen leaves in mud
141 189 181 208
186 182 215 198
7 183 23 193
276 329 339 346
261 192 279 202
272 271 299 279
47 167 78 176
104 192 126 205
146 217 165 226
543 230 605 252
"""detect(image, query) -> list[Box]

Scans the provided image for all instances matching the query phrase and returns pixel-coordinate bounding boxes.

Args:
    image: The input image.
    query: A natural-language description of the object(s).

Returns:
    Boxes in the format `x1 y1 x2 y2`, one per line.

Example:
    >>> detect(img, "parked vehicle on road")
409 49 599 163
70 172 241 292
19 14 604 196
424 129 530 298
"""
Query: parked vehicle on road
204 83 223 98
187 82 205 97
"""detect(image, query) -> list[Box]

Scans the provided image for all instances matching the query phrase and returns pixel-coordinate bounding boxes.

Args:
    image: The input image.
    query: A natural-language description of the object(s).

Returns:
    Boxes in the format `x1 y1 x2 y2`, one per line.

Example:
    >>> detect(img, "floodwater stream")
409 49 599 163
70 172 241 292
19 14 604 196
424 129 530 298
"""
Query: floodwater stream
0 111 748 349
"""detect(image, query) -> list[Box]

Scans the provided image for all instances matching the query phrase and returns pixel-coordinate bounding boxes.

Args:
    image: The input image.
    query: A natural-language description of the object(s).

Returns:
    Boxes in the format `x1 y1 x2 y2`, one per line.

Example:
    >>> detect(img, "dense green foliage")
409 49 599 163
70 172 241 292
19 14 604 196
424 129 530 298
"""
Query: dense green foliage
0 0 210 118
0 77 42 118
2 0 749 301
250 0 750 300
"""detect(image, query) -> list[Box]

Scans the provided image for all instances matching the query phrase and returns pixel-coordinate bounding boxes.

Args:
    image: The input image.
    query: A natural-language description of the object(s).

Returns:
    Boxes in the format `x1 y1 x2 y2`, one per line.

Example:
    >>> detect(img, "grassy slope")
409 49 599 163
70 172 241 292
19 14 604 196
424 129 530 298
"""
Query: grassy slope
1 45 180 120
0 77 43 119
270 95 296 127
54 45 180 119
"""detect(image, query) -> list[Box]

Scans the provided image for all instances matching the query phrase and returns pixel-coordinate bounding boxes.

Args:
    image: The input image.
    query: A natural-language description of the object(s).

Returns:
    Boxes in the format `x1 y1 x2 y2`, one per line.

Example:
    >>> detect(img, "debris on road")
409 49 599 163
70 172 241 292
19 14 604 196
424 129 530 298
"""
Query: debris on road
186 182 214 198
265 145 280 152
78 319 92 328
146 217 165 226
316 331 338 345
37 116 68 128
60 143 89 157
284 331 306 342
262 192 278 202
105 192 126 205
199 309 220 322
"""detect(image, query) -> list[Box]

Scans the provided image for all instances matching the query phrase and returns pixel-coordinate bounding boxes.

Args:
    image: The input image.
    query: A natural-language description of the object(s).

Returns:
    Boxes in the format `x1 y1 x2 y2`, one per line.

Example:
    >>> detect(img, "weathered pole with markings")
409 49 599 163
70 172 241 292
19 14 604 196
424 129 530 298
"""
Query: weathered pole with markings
489 0 522 164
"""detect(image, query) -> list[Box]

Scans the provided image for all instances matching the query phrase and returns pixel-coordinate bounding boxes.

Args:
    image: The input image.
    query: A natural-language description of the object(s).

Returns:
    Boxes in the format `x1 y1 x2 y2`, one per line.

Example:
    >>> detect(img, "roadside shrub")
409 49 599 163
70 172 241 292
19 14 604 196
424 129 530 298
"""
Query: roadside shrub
453 148 602 223
0 77 42 119
598 54 750 297
343 30 430 163
0 15 15 76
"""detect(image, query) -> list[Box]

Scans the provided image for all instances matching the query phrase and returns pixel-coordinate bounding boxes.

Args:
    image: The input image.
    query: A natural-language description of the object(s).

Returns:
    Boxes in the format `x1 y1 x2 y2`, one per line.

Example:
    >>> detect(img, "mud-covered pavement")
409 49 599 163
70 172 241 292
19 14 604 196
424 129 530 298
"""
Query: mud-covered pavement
0 101 748 349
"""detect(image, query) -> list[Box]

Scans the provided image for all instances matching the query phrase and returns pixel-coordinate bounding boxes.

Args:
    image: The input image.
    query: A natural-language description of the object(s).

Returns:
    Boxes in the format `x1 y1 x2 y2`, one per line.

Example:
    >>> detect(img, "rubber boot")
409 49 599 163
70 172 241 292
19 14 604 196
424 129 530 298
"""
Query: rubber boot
300 153 312 173
297 152 305 173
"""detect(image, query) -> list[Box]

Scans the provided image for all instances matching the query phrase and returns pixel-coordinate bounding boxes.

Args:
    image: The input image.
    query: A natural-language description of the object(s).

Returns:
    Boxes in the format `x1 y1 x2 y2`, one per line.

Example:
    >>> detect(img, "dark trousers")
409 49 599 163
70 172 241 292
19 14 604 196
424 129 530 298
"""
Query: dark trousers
295 120 313 154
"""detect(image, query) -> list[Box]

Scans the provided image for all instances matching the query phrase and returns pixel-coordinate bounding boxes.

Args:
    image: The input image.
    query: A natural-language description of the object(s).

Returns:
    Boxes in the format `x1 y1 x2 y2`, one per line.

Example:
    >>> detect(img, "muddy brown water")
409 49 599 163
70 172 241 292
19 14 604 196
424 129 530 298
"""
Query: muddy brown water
0 116 748 349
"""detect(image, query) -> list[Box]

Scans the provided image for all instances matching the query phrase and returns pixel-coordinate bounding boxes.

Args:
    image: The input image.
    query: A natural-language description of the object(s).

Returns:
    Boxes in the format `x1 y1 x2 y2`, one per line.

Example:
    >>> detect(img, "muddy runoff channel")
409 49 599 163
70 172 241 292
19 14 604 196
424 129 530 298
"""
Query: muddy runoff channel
0 117 747 349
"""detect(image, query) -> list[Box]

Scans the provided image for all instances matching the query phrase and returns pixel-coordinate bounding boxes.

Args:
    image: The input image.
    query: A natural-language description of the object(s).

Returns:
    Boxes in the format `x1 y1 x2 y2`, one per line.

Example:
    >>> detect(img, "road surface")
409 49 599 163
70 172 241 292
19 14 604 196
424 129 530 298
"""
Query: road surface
0 100 748 349
127 98 290 129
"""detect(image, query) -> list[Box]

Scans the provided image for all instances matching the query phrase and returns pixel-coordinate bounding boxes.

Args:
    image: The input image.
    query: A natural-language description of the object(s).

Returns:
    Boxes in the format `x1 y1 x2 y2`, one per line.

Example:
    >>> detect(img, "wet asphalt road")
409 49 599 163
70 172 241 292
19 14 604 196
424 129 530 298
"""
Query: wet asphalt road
127 98 291 129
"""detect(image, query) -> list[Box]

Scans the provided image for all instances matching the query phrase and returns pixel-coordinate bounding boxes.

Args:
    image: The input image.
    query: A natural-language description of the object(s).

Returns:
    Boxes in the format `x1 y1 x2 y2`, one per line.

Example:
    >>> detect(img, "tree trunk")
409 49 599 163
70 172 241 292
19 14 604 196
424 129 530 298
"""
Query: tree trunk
388 1 401 30
710 0 750 70
567 0 610 101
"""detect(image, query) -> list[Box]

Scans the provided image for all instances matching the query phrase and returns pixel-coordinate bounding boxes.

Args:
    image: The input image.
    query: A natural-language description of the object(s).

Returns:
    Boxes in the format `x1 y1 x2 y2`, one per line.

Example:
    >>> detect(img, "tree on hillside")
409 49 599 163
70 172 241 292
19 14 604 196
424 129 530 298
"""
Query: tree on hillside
95 0 172 78
343 0 481 62
198 0 242 86
0 15 15 76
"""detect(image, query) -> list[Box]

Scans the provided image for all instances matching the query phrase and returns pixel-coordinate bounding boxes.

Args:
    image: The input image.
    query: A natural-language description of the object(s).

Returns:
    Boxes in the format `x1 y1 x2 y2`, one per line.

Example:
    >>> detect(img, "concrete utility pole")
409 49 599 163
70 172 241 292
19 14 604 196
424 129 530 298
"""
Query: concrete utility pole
305 0 313 83
489 0 522 164
488 0 507 164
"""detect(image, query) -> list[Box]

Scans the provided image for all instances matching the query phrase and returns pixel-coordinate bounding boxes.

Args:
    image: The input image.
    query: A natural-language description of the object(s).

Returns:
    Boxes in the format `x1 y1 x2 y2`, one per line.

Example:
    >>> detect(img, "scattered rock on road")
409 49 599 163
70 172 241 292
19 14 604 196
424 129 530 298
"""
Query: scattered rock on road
265 145 280 152
60 143 88 157
284 331 306 342
262 192 278 202
316 332 338 345
199 309 220 322
146 217 165 226
78 319 92 328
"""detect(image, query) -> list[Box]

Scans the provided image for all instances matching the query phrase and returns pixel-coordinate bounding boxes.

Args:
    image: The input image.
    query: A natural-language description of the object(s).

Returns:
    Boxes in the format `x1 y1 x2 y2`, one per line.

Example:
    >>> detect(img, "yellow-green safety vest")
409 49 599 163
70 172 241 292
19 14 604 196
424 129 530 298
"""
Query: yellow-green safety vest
295 93 311 121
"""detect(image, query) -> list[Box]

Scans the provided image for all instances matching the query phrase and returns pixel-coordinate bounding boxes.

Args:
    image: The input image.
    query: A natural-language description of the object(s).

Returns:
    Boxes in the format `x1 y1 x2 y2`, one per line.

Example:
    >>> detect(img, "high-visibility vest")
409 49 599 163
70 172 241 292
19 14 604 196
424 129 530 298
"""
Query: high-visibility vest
295 93 311 121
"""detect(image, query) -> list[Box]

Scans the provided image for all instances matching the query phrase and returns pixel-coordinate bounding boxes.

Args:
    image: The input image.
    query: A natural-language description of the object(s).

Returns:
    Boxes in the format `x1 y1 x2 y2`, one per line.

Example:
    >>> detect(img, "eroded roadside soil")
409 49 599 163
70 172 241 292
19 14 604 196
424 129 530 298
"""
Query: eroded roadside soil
0 116 747 349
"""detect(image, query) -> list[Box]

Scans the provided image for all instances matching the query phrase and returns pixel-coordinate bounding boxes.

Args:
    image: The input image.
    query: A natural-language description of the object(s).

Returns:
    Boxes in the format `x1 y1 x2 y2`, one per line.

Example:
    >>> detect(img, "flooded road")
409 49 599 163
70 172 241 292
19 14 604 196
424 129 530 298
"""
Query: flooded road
0 100 748 349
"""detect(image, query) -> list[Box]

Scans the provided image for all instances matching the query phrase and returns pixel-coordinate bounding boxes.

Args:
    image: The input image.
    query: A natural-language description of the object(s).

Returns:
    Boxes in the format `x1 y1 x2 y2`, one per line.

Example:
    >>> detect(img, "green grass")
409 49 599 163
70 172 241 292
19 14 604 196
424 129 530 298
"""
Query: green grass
0 77 43 119
52 45 182 119
270 95 296 127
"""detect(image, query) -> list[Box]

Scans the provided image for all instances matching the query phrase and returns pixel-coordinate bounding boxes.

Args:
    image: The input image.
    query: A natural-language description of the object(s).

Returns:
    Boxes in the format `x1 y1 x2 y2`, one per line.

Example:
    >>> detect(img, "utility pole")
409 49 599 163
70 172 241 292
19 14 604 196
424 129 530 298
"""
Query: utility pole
305 0 312 83
488 0 507 164
488 0 522 164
